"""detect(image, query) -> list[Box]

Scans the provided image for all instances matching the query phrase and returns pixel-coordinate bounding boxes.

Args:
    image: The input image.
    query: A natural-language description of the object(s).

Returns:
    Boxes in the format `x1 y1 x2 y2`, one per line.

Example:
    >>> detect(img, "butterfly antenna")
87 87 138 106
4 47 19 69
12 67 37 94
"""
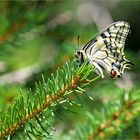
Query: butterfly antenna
76 35 80 51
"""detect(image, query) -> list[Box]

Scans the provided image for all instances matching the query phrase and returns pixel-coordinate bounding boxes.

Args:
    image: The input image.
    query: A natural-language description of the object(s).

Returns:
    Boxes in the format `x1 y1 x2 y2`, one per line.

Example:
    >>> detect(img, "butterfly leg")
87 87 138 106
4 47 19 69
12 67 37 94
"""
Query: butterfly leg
90 61 104 78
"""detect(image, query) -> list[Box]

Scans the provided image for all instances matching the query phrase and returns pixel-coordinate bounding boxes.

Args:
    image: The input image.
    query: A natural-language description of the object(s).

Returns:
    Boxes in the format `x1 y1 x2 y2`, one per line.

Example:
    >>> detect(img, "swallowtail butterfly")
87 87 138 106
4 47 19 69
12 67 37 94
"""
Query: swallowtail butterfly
75 21 133 78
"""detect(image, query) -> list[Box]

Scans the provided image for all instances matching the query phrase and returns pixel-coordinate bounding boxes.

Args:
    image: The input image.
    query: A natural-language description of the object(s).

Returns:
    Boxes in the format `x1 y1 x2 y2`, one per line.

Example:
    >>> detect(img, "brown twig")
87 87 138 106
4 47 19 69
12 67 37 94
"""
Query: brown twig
0 19 28 42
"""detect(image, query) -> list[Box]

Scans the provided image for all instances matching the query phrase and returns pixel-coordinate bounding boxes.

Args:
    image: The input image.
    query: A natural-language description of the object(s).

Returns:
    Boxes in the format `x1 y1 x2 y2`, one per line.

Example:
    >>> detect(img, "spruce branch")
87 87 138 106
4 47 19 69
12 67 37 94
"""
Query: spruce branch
66 89 140 140
88 98 137 140
0 60 99 139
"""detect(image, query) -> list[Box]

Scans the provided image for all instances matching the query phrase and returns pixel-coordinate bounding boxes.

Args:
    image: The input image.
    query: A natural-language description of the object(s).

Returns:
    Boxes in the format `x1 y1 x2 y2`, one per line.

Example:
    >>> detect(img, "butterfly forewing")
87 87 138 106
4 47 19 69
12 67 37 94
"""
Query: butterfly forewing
77 21 133 78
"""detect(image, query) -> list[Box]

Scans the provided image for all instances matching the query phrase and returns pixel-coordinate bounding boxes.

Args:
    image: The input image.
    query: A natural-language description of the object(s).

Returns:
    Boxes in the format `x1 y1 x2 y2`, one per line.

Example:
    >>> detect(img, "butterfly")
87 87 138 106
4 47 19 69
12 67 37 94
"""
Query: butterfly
75 21 133 78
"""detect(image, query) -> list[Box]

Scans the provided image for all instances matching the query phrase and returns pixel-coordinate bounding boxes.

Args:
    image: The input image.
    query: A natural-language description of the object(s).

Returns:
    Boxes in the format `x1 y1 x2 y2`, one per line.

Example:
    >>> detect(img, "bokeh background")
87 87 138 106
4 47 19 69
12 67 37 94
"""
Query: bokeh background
0 1 140 139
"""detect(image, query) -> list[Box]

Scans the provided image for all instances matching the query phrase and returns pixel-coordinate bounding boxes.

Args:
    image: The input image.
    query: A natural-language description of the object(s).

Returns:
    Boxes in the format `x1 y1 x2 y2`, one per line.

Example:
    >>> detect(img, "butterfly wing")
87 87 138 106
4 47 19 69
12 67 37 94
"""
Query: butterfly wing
82 21 132 78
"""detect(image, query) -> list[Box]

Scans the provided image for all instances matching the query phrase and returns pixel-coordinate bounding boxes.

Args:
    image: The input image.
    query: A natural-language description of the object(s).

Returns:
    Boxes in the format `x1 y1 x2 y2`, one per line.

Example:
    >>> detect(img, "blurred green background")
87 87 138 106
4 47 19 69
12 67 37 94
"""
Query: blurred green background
0 1 140 139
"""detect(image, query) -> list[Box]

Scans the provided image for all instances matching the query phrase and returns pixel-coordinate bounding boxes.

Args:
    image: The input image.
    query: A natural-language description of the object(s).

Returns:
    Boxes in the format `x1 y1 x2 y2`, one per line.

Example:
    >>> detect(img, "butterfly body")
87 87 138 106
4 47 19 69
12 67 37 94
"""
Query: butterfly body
75 21 133 78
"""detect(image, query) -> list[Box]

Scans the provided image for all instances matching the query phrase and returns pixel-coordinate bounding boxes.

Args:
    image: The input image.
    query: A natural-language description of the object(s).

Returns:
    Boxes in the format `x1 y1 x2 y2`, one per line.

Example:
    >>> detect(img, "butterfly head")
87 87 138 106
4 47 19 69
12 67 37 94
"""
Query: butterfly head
75 50 86 65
